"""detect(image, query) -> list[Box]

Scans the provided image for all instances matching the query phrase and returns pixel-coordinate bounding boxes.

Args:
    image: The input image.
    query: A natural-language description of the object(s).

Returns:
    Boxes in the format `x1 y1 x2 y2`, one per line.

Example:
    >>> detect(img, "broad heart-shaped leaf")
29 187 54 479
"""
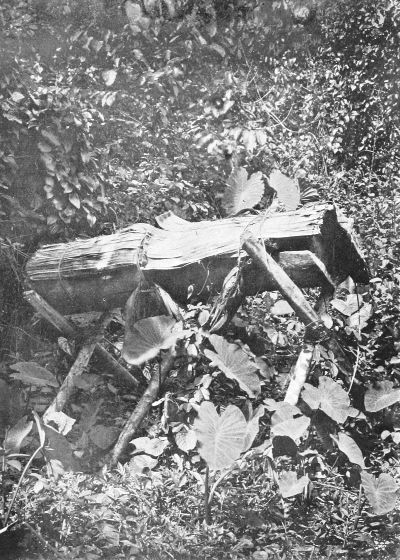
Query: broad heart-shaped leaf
331 294 362 317
44 425 79 472
175 429 197 453
271 402 310 441
332 432 365 468
278 471 309 498
361 471 398 515
268 170 300 211
10 362 59 388
364 381 400 412
4 417 33 454
130 436 169 457
193 401 247 471
122 315 183 365
204 335 261 398
347 303 373 331
302 377 351 424
270 300 294 316
222 167 264 216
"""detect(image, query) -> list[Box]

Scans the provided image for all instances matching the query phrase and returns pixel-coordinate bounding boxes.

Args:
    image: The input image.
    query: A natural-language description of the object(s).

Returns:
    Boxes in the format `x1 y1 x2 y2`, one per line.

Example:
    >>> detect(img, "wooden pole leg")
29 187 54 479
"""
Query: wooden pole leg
109 352 175 467
242 233 324 341
43 342 97 425
24 290 78 338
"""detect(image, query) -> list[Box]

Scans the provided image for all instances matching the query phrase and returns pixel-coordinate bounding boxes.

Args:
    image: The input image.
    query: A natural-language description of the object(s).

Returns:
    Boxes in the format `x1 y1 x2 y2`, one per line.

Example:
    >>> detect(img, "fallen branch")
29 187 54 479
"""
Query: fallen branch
109 352 176 467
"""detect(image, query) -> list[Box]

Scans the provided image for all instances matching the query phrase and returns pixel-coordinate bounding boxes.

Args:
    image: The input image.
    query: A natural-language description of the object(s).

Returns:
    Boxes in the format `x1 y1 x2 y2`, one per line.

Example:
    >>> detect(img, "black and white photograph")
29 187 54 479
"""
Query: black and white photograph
0 0 399 558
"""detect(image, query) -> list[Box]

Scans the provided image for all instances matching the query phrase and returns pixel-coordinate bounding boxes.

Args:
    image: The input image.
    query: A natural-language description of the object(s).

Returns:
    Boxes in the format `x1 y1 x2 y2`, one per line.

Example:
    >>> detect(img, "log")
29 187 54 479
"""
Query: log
26 203 368 314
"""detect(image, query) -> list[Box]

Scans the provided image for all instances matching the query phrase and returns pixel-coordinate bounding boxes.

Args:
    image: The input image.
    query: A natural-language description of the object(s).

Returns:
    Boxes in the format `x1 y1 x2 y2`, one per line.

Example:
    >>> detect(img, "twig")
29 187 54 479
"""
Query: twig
204 466 211 525
347 346 360 394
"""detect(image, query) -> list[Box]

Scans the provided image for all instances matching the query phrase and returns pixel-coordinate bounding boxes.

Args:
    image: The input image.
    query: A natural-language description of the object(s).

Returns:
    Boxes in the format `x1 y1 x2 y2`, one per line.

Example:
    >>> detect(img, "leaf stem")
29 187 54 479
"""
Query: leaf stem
204 466 211 525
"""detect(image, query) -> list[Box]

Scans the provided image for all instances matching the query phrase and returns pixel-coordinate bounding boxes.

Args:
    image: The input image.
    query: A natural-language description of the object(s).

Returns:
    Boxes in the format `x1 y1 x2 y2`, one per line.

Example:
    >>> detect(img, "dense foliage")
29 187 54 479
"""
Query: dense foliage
0 0 400 559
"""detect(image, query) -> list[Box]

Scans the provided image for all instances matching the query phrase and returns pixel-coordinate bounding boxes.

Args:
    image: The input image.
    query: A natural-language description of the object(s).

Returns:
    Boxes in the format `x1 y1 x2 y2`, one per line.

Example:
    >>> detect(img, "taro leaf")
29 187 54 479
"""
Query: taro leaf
302 377 351 423
348 303 373 331
125 279 182 325
122 315 183 365
364 381 400 413
128 454 158 474
193 401 247 471
268 170 300 211
69 192 81 209
4 417 33 454
241 130 257 153
175 429 197 453
7 460 22 471
10 362 59 388
100 522 119 547
361 471 398 515
131 436 169 457
263 398 279 412
125 1 150 34
38 141 52 153
41 129 60 146
11 91 25 103
44 425 79 471
254 357 276 380
58 336 73 356
204 335 261 397
222 167 264 216
44 410 75 436
271 300 294 316
89 425 120 450
331 294 361 317
271 402 310 441
392 432 400 444
243 405 264 452
332 432 365 468
273 435 298 458
278 471 309 498
102 69 117 86
331 295 355 316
